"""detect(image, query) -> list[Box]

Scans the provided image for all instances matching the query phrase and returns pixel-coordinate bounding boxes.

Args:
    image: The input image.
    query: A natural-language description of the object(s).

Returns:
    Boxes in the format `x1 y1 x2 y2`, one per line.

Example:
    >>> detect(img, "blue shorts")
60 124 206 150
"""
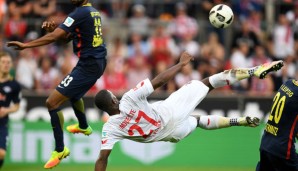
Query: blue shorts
256 150 298 171
0 124 8 150
56 57 106 101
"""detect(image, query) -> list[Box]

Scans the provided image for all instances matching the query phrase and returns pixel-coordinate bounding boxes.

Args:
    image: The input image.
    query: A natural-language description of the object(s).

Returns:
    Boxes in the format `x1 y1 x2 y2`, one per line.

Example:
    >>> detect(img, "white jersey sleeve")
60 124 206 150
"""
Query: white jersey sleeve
100 122 123 150
125 79 154 102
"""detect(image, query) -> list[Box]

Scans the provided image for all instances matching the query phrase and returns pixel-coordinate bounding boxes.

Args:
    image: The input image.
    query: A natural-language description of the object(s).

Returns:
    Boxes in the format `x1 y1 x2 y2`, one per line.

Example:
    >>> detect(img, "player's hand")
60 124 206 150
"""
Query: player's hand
7 41 27 50
0 107 9 118
41 21 57 32
179 51 194 66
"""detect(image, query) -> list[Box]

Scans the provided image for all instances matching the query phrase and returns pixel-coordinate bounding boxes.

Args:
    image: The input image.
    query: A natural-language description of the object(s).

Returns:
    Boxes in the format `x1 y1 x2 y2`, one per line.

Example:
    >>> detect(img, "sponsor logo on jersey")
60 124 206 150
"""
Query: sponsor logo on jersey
280 84 293 97
63 17 75 27
265 123 278 136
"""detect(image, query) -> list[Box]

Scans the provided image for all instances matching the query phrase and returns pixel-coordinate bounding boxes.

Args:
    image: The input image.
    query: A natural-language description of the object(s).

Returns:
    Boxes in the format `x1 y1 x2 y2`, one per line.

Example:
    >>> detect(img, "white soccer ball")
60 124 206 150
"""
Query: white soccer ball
209 4 234 28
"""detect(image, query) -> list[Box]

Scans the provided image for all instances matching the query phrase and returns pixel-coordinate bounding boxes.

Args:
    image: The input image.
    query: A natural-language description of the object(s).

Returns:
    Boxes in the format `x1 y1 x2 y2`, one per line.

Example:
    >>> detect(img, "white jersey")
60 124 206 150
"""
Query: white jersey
101 79 209 150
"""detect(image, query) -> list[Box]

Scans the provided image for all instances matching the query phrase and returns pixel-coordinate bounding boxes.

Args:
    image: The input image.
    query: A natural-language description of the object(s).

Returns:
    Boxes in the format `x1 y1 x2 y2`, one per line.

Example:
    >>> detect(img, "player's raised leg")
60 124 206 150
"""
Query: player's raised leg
253 60 284 79
196 115 260 130
202 60 284 91
44 90 70 169
66 98 93 135
194 60 283 130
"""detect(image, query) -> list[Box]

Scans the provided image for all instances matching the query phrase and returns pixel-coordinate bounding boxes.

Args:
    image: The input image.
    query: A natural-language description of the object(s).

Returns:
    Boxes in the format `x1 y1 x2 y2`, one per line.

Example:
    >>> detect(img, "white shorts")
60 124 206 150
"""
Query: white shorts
159 80 209 142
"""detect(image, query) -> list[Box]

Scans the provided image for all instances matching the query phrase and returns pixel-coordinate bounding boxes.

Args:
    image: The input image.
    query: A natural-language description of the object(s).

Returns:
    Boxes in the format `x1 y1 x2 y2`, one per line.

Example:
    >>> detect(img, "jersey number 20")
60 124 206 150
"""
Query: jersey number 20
268 92 286 124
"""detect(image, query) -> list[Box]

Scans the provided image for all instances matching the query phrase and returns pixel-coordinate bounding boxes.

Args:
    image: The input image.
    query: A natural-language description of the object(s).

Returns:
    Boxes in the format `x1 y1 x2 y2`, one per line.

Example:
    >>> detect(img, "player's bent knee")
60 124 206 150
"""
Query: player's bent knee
45 98 60 110
0 149 6 159
198 115 219 130
45 98 54 109
46 90 69 110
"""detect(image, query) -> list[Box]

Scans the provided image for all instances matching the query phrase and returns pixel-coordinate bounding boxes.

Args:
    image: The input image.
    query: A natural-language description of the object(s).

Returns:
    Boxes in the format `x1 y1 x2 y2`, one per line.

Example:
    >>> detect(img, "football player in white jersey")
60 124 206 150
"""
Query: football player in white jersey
94 52 284 171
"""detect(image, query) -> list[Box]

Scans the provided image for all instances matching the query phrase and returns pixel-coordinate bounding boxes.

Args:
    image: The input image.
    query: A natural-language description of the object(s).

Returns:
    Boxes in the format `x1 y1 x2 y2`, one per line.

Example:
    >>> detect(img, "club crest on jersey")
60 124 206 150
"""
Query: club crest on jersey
63 17 75 27
3 86 11 93
102 131 107 137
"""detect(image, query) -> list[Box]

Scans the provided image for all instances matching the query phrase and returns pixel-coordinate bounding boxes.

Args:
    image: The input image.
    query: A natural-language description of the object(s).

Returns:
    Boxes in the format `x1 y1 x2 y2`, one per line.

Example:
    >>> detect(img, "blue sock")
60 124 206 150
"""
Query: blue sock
71 99 88 129
49 108 64 152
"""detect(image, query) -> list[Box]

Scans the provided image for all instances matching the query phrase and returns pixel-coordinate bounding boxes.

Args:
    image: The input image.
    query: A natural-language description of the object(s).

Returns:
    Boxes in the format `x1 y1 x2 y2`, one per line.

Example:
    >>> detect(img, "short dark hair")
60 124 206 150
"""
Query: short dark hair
94 90 113 112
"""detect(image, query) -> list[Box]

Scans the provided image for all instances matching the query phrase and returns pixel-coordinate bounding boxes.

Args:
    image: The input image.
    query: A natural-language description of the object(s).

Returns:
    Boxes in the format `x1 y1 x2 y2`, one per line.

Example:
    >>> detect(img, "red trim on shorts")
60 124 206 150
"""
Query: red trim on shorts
286 115 298 159
75 28 82 57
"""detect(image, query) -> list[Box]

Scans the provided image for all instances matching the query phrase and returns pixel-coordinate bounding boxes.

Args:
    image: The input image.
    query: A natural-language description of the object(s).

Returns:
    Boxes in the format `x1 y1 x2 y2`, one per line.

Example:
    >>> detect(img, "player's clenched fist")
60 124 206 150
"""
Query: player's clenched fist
6 41 26 50
179 51 194 66
42 21 57 32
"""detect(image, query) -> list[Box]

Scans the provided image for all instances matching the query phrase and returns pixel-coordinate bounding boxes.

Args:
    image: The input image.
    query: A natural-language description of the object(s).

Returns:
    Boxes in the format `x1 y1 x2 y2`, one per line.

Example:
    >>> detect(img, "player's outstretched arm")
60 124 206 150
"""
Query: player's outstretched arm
95 150 112 171
7 28 67 50
41 21 72 43
151 51 193 90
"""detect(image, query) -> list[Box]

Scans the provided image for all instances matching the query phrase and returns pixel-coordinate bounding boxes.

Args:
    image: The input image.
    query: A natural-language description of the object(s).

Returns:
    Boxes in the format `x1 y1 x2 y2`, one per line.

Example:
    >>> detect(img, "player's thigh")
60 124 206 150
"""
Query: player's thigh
163 80 209 122
256 153 275 171
57 71 97 99
280 158 298 171
256 161 261 171
257 150 297 171
271 154 298 171
56 58 106 100
256 151 273 171
170 116 197 142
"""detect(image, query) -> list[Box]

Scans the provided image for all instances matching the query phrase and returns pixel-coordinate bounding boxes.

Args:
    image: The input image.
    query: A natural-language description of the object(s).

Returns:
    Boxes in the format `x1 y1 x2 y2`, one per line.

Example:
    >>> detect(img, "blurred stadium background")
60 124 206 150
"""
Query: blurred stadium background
1 0 298 170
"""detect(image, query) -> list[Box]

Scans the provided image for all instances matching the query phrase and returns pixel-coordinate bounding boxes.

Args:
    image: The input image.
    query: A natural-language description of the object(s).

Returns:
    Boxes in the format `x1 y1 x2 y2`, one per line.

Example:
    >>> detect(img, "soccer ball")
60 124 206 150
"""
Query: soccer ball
209 4 234 28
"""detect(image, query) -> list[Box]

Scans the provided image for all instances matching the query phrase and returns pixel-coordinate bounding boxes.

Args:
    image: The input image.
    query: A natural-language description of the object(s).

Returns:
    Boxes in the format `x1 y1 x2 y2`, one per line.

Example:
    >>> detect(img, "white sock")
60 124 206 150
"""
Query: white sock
198 115 243 130
209 68 256 89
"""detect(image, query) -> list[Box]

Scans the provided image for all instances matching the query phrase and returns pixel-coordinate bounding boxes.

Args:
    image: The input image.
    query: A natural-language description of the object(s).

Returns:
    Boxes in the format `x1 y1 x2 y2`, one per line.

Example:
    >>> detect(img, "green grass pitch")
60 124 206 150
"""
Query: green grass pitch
3 165 254 171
